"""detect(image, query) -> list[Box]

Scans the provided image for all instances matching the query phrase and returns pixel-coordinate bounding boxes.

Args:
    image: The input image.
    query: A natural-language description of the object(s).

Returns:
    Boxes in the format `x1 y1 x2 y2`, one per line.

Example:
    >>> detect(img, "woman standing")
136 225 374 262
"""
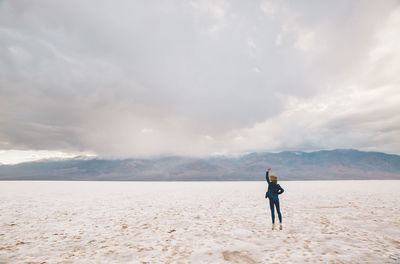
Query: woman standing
265 168 284 230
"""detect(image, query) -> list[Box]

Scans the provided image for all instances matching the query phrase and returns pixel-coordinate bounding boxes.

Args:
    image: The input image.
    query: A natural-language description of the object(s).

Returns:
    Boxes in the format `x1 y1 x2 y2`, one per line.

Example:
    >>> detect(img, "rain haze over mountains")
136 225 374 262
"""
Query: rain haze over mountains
1 149 400 181
1 0 400 177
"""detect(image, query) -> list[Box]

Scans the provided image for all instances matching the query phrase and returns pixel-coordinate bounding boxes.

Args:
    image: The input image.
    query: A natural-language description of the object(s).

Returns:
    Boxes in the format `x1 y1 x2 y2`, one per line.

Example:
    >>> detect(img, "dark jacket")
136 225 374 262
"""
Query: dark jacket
265 171 284 202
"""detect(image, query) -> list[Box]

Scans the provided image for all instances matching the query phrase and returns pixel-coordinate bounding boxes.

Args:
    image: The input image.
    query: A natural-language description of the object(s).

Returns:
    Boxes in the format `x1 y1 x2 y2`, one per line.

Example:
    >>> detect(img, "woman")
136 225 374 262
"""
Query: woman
265 168 284 230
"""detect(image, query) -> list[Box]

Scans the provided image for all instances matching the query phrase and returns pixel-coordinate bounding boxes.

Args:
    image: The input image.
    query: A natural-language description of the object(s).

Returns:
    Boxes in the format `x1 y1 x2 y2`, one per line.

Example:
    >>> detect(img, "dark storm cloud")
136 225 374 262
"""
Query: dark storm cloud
0 0 399 157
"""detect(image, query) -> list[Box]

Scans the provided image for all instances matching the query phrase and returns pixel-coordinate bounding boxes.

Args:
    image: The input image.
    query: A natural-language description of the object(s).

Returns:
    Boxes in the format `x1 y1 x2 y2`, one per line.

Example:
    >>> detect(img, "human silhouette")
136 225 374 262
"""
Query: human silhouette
265 168 284 230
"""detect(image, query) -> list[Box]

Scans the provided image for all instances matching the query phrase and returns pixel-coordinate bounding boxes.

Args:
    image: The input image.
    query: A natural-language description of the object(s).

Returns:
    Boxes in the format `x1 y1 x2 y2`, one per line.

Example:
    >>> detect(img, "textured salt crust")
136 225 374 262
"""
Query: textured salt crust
0 181 399 263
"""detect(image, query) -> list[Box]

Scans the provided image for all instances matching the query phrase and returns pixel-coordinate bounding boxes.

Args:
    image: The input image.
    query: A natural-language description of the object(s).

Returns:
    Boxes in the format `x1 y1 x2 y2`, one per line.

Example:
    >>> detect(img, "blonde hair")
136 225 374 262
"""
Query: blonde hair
270 174 277 184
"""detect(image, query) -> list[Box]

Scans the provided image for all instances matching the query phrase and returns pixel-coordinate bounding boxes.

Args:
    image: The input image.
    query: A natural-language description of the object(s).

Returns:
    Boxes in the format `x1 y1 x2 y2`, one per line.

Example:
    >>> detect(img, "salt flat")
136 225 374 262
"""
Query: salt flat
1 180 399 263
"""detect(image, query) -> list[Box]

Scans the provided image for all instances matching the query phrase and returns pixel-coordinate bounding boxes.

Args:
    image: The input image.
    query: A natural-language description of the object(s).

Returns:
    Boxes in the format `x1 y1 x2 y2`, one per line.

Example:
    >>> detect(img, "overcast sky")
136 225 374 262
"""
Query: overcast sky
1 0 400 163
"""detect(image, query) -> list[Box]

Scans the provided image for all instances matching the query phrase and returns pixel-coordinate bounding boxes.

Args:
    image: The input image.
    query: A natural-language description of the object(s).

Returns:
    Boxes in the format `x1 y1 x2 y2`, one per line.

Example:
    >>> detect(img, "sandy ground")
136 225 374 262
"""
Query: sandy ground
1 180 400 263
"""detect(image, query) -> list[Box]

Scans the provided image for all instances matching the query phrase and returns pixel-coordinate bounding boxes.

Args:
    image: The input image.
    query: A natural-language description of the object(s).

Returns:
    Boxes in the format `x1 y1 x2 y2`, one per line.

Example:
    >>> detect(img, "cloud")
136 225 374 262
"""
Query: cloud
260 1 276 17
0 0 399 159
225 84 400 154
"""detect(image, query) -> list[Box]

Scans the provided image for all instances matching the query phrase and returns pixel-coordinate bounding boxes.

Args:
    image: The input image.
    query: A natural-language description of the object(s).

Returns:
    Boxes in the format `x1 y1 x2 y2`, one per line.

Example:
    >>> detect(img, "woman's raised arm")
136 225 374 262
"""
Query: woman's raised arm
266 168 271 183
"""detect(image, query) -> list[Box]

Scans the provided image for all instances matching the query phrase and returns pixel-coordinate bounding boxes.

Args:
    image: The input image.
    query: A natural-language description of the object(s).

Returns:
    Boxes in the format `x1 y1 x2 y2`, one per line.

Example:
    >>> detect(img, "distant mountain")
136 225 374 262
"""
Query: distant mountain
1 149 400 180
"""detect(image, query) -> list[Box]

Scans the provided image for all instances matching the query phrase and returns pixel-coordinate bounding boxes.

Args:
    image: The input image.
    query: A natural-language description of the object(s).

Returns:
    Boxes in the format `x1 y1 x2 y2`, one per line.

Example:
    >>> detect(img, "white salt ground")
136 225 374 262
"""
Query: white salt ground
0 180 399 263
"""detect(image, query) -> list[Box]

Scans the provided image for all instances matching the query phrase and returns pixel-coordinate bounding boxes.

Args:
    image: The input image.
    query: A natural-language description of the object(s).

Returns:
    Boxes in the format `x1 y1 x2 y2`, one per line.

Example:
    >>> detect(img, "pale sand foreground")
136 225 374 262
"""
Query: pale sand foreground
0 181 399 263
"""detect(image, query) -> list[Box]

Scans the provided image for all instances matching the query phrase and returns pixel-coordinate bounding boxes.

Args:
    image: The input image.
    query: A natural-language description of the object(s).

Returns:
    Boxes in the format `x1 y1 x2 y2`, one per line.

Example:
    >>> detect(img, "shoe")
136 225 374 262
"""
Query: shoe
279 224 282 230
272 224 275 230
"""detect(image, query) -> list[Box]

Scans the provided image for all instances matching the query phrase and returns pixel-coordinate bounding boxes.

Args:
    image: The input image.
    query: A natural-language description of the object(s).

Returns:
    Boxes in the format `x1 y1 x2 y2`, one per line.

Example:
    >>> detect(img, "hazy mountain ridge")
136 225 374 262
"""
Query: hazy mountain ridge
1 149 400 180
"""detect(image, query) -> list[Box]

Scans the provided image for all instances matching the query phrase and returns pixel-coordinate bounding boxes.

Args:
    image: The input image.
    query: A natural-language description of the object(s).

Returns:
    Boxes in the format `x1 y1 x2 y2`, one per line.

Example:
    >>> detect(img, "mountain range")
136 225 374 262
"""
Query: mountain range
1 149 400 181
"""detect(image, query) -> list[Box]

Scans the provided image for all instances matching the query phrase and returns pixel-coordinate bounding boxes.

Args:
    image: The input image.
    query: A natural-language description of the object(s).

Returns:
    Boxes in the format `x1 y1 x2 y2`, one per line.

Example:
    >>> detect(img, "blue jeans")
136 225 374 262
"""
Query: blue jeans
269 198 282 224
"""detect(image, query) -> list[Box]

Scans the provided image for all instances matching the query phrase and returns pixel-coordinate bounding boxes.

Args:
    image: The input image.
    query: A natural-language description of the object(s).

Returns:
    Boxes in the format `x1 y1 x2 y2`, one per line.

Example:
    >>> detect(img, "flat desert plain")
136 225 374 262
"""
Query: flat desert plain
1 180 399 263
